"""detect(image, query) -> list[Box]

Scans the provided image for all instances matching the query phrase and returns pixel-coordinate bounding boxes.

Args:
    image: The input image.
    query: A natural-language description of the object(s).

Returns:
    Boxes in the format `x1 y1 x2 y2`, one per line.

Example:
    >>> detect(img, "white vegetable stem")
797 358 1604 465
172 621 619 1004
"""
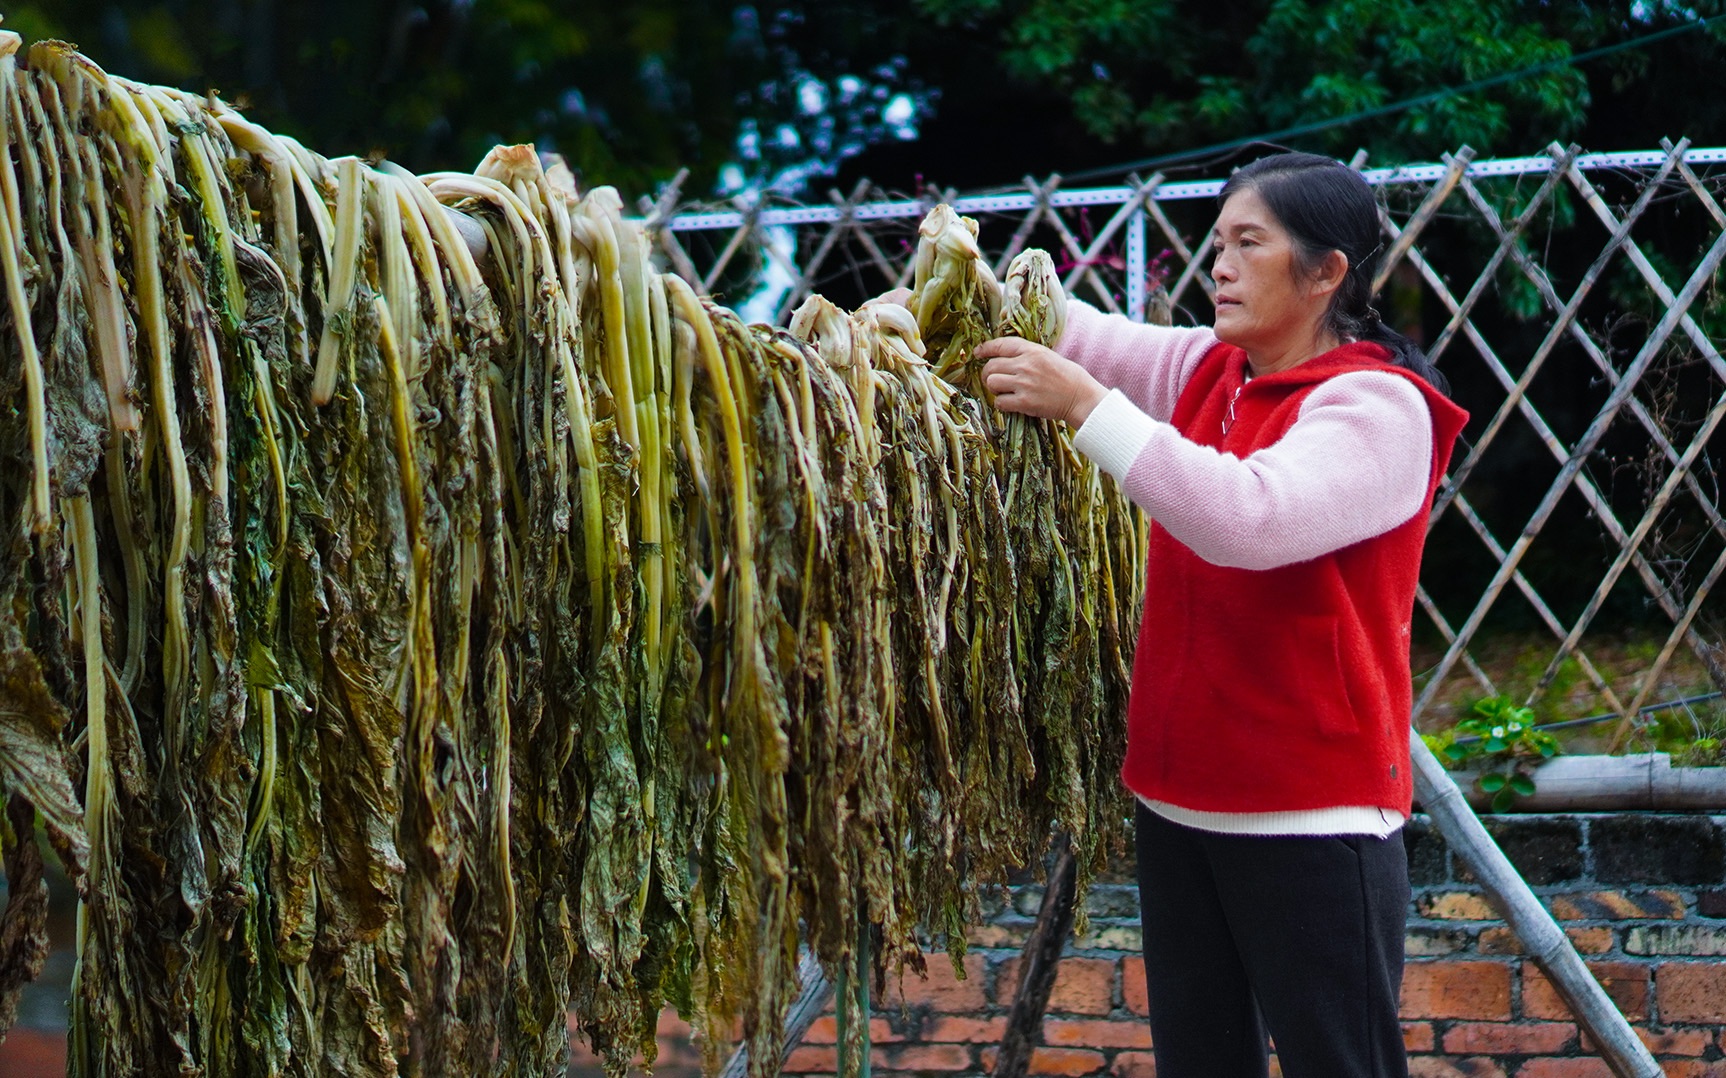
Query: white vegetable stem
0 35 51 530
313 157 368 405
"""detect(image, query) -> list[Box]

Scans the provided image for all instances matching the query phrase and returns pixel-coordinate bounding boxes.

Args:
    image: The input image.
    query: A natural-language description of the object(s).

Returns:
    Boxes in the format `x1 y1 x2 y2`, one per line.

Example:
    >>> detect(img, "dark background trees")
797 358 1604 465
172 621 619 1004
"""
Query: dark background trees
11 0 1726 197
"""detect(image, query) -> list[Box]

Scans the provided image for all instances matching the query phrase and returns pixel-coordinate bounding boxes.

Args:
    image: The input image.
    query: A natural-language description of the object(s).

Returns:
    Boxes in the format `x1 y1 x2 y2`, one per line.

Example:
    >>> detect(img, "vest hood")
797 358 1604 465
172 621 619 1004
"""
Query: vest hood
1243 341 1470 479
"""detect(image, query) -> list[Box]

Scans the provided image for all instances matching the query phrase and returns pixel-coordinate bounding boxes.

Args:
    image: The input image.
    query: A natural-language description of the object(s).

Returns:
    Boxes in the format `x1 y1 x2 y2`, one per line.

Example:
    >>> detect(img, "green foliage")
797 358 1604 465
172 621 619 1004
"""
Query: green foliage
3 1 764 192
1674 737 1726 767
16 0 1726 201
1647 699 1726 765
911 0 1595 162
16 0 1726 199
1423 695 1559 811
10 1 937 196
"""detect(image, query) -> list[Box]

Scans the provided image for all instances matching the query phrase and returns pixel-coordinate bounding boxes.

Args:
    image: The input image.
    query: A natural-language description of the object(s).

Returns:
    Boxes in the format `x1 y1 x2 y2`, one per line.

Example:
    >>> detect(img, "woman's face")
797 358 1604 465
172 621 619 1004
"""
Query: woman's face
1210 187 1332 360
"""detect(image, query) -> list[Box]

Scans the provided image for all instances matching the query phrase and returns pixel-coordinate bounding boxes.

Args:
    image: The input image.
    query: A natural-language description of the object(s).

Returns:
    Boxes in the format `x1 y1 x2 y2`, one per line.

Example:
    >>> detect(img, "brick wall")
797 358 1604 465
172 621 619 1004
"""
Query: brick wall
568 813 1726 1078
3 814 1720 1075
1396 813 1726 1076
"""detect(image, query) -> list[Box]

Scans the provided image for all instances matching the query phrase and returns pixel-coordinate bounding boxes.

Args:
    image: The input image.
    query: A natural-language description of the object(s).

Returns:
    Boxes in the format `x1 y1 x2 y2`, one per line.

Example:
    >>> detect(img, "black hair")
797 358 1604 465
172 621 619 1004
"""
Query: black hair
1218 152 1450 396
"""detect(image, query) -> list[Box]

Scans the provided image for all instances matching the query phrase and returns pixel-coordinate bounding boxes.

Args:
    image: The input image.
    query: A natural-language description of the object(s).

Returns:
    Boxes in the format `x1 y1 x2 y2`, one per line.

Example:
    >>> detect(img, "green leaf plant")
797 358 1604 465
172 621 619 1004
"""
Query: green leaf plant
1422 696 1560 812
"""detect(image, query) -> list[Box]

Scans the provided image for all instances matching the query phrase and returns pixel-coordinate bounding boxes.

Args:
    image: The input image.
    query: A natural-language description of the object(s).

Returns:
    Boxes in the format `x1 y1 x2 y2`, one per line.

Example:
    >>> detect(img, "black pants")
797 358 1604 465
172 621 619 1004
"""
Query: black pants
1134 802 1410 1078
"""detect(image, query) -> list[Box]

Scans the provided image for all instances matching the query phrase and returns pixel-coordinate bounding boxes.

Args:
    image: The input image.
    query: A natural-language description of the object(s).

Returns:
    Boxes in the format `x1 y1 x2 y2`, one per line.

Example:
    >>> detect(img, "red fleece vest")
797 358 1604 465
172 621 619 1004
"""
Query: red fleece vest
1120 341 1470 814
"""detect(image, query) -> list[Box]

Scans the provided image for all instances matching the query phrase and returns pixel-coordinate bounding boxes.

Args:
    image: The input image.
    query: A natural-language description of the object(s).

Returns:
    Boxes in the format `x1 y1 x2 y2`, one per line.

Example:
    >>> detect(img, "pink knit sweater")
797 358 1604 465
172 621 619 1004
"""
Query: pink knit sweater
1062 300 1434 571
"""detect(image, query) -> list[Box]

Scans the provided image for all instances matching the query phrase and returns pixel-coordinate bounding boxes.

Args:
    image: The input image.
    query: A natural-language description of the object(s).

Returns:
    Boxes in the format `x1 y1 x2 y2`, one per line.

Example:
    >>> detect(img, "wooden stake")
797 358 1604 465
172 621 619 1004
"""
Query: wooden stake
993 834 1079 1078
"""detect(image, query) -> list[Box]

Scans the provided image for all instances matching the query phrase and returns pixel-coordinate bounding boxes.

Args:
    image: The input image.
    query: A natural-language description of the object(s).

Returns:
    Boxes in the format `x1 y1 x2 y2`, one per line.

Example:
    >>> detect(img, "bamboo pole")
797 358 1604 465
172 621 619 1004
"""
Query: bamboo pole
1371 147 1475 294
1450 753 1726 812
994 175 1063 279
774 177 873 323
834 915 873 1078
1412 737 1662 1078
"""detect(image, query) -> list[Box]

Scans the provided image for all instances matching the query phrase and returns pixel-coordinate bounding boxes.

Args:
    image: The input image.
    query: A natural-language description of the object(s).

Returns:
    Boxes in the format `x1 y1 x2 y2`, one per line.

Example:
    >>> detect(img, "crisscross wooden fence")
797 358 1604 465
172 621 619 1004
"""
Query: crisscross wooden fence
644 141 1726 742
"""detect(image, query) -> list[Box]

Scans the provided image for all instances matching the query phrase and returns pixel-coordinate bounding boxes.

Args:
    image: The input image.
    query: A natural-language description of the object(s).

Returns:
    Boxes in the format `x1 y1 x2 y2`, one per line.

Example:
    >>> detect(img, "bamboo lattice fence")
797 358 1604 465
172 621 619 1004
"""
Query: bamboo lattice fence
644 141 1726 744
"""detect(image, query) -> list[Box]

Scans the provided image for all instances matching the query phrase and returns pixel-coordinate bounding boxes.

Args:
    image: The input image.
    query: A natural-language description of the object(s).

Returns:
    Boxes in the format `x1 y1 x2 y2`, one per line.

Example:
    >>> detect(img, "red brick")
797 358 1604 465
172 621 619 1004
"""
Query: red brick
1567 927 1615 954
1637 1027 1713 1056
0 1029 68 1078
1657 962 1726 1024
882 954 988 1012
1042 1018 1153 1050
981 1047 1109 1076
1522 961 1649 1021
801 1016 837 1044
873 1044 975 1072
1026 1047 1109 1077
920 1016 1007 1043
1402 1022 1435 1052
1478 927 1523 954
1512 1060 1613 1078
1479 926 1613 955
873 1018 910 1045
799 1015 900 1045
1110 1050 1157 1078
1440 1021 1575 1055
1661 1064 1726 1078
996 957 1117 1016
1400 961 1513 1020
1405 1057 1507 1077
1121 958 1149 1017
782 1045 839 1073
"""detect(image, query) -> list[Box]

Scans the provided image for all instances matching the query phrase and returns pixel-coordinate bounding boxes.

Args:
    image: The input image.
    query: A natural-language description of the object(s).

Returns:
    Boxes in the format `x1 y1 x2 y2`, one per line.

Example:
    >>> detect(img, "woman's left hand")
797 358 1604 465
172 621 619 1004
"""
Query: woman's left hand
974 337 1109 427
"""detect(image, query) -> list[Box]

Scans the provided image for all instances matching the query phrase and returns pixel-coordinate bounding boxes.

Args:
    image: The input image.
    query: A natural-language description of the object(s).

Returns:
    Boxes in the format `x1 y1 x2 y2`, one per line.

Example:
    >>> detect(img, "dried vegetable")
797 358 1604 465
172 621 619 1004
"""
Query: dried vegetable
0 33 1147 1078
906 213 1146 935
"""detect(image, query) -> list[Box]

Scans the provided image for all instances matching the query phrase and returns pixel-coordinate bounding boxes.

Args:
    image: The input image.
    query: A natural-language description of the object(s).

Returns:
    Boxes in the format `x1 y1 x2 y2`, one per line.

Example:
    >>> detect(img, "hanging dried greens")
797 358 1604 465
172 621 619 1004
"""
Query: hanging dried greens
0 33 1145 1078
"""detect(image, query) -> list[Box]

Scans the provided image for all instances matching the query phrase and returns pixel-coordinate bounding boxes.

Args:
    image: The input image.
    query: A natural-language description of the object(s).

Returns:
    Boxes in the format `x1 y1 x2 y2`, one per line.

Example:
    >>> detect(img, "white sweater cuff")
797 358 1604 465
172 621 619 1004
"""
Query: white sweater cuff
1074 389 1159 482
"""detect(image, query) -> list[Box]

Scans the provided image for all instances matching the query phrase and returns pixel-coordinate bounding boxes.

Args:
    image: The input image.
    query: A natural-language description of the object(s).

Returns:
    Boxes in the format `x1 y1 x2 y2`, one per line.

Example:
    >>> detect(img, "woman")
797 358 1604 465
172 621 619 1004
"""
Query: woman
974 152 1469 1078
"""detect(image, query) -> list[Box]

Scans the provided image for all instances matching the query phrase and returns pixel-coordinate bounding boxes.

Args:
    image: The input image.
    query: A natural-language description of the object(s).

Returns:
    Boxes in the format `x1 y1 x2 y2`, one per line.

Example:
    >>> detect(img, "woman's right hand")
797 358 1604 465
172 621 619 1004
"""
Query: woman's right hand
974 337 1108 427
